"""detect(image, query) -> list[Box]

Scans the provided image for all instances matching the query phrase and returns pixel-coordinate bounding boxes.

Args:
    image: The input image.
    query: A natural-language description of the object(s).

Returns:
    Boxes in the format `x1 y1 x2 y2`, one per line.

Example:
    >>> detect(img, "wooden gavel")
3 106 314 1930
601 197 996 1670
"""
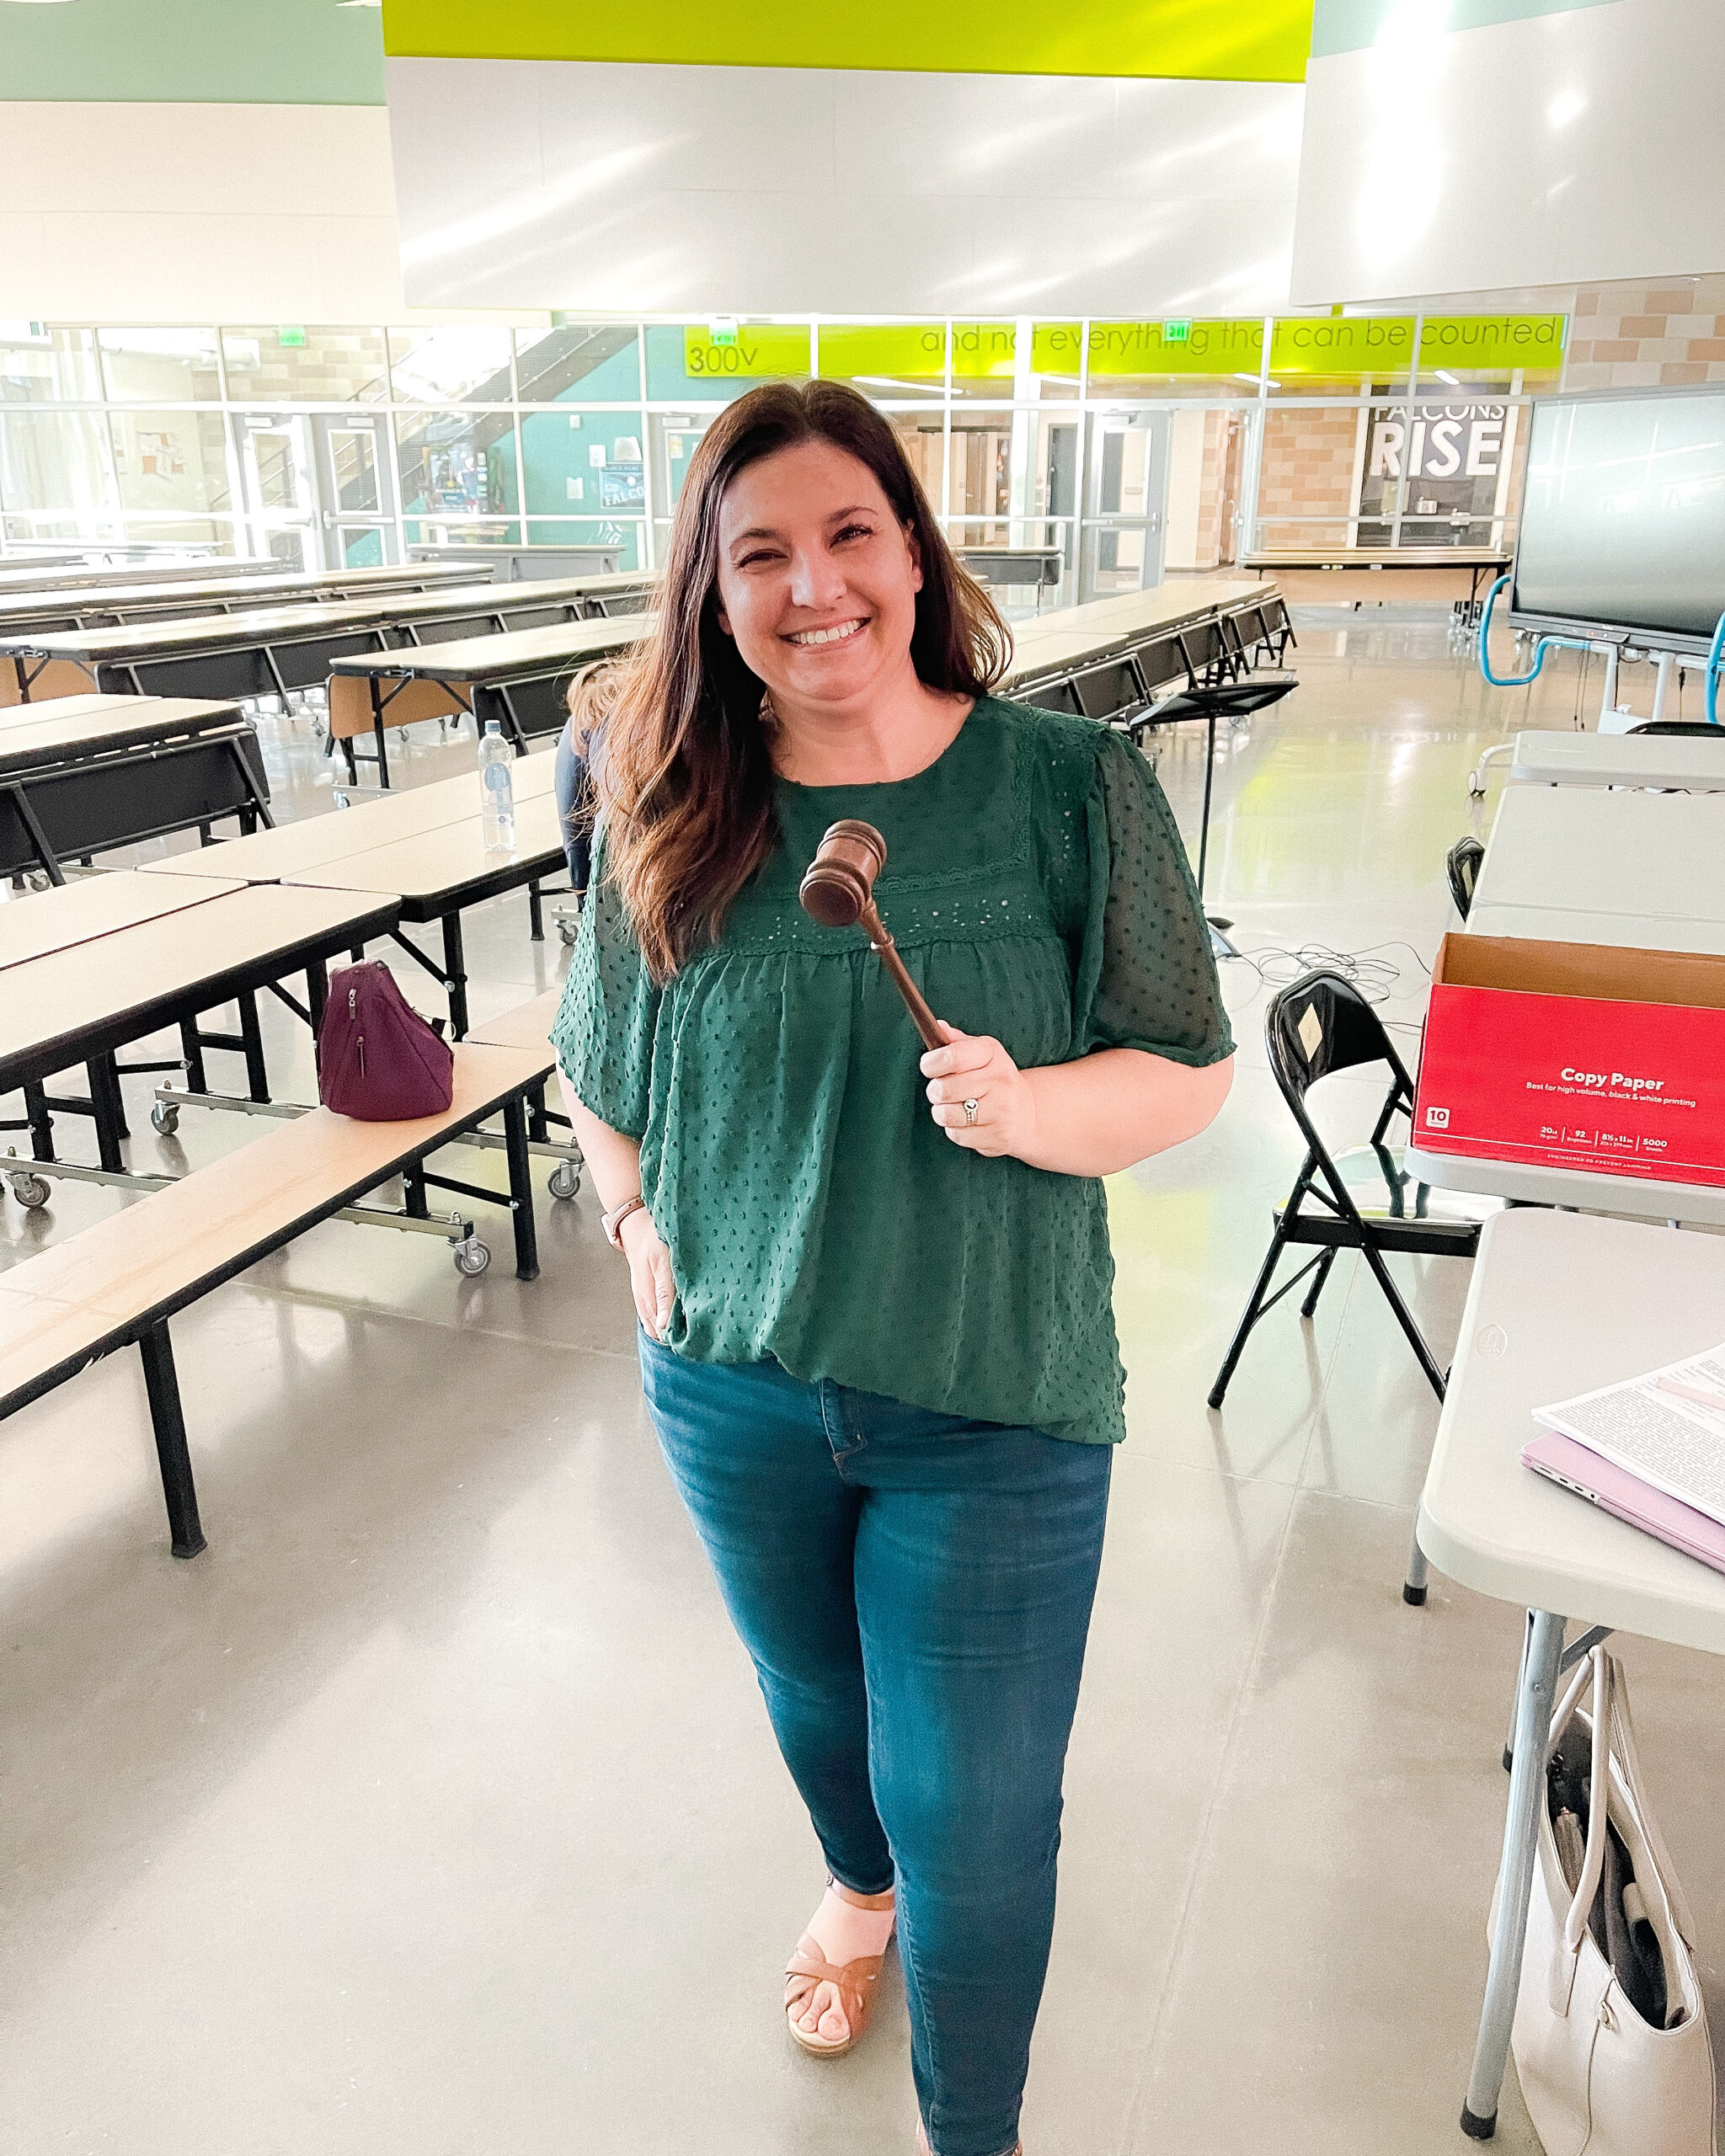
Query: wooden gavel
798 819 944 1051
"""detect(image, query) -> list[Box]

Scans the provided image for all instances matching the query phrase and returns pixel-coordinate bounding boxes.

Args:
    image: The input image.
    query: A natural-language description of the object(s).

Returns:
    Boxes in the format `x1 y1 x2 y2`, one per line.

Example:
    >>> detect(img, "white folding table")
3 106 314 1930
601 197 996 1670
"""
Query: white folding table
1406 834 1725 1218
1418 1208 1725 2137
1471 785 1725 927
1508 728 1725 790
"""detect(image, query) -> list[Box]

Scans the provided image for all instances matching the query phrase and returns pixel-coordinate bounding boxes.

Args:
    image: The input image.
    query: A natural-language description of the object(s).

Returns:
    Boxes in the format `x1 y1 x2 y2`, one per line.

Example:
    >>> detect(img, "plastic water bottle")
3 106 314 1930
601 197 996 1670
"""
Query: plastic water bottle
478 719 515 851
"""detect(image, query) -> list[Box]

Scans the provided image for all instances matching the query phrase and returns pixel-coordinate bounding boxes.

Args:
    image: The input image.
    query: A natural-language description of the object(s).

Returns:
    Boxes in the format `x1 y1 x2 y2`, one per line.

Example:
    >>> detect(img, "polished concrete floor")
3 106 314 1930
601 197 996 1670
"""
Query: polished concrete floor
4 616 1724 2154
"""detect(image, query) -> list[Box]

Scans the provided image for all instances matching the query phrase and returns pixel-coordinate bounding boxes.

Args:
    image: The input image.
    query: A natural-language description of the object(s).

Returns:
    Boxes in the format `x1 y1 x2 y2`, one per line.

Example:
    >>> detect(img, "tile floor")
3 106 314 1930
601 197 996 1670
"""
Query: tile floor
3 612 1723 2155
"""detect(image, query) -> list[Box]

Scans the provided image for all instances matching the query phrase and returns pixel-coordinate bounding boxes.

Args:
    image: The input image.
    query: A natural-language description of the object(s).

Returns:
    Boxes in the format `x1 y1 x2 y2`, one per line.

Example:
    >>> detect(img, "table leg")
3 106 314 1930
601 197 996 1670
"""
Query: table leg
441 911 468 1039
503 1094 540 1282
138 1321 206 1561
179 1019 209 1097
238 990 270 1103
1461 1608 1563 2139
24 1078 56 1162
306 961 328 1038
87 1055 127 1171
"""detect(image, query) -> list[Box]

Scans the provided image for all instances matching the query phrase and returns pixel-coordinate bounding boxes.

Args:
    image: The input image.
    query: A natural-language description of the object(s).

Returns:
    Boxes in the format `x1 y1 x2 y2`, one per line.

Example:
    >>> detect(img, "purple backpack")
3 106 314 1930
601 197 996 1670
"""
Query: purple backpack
317 961 454 1121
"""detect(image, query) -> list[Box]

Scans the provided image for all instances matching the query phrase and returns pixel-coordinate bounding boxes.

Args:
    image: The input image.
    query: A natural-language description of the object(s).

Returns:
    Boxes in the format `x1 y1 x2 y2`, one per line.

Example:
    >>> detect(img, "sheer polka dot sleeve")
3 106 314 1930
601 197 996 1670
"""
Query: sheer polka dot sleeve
550 825 660 1139
1071 728 1233 1067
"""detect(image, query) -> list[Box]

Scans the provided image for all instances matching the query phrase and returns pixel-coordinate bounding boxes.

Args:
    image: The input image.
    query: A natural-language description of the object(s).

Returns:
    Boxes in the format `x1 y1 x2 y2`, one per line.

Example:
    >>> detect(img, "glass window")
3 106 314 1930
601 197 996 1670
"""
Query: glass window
221 327 388 404
521 408 645 520
1413 314 1565 398
525 518 645 573
950 322 1020 402
516 325 643 404
1358 399 1520 547
396 408 519 525
109 411 232 520
644 323 809 403
1071 319 1262 401
818 323 947 401
0 325 101 403
1253 404 1368 551
0 408 120 517
388 326 515 403
98 328 220 403
1267 315 1413 399
944 414 1014 526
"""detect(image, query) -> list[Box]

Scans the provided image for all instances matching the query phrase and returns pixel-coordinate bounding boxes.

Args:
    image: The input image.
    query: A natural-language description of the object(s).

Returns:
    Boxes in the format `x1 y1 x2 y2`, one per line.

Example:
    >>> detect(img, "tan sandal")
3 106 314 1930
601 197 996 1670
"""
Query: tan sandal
783 1881 895 2057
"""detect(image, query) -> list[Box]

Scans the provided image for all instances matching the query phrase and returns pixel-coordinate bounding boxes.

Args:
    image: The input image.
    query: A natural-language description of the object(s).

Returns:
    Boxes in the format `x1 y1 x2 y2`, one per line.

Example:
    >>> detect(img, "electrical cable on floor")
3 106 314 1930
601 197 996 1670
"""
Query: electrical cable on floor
1218 937 1433 1016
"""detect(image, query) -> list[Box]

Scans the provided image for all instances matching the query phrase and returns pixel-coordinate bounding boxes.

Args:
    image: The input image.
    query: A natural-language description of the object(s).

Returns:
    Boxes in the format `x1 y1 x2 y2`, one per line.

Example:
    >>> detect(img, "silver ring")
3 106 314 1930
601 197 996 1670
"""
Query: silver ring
963 1098 979 1125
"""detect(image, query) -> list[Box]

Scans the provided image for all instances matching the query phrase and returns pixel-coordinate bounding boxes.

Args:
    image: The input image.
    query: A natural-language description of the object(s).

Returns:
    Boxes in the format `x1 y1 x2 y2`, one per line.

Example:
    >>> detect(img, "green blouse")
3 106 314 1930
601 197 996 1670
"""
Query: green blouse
552 696 1231 1446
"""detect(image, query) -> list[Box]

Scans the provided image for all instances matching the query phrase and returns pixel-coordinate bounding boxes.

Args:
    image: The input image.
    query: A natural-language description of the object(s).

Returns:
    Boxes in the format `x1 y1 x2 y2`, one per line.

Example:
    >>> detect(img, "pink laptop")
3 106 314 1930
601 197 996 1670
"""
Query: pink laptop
1524 1430 1725 1578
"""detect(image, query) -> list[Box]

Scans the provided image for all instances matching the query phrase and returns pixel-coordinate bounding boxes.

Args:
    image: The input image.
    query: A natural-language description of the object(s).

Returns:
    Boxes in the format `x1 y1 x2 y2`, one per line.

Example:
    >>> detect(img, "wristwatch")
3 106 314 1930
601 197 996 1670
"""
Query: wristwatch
601 1194 647 1248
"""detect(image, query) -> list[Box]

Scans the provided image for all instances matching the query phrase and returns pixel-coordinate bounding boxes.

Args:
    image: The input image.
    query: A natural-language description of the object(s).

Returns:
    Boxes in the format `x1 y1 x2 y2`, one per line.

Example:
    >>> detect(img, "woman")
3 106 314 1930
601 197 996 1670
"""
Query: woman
553 381 1232 2156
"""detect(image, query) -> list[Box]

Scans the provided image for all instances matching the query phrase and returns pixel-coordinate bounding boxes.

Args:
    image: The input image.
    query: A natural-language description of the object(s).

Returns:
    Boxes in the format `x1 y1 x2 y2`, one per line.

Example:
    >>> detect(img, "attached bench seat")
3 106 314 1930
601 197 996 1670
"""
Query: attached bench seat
467 986 561 1053
0 1037 553 1557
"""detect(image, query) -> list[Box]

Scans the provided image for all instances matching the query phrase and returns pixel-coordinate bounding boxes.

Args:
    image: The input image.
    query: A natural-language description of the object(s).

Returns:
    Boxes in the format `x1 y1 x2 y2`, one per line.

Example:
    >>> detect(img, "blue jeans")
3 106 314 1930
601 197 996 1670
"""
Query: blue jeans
638 1337 1112 2156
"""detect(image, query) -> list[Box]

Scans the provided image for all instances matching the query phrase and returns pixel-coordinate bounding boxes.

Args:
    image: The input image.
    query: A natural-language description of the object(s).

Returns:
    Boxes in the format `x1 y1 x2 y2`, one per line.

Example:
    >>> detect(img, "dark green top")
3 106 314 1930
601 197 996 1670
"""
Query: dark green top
552 696 1231 1445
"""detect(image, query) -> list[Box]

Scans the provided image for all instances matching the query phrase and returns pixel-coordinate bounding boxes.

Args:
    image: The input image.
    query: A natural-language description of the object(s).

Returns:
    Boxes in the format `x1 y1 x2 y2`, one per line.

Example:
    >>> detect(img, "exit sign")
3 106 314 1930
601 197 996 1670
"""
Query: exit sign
278 326 307 348
1164 320 1192 344
708 318 739 347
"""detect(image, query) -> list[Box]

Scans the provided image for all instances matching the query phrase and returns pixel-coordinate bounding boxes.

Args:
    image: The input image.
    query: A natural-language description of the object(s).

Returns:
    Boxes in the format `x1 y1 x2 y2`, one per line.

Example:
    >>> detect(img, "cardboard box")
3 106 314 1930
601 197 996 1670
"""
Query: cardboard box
1413 934 1725 1188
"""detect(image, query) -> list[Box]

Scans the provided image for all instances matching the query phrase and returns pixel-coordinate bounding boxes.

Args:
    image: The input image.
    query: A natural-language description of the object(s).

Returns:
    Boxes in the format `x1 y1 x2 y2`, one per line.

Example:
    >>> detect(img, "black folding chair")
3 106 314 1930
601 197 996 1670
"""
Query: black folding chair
1210 971 1499 1598
1446 835 1483 919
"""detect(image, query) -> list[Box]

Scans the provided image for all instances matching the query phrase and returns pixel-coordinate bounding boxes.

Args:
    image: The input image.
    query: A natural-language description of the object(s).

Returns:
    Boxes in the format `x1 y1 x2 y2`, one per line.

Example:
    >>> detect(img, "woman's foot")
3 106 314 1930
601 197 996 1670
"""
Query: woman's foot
783 1879 895 2052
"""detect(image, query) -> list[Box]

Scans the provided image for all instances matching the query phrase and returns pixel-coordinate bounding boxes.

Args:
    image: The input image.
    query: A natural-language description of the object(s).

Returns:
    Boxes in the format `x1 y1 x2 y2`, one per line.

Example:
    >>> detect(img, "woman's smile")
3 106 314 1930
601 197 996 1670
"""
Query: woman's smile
784 616 870 648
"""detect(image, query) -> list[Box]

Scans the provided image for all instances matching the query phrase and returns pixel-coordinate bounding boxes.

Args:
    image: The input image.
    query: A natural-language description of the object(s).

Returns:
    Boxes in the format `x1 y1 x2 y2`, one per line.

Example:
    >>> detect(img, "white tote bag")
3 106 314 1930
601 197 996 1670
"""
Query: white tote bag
1504 1646 1717 2156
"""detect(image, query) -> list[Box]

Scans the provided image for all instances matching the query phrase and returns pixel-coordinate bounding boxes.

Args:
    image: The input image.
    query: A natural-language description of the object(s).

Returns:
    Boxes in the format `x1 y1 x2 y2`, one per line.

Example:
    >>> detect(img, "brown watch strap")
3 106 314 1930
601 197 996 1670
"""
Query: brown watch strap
602 1194 647 1249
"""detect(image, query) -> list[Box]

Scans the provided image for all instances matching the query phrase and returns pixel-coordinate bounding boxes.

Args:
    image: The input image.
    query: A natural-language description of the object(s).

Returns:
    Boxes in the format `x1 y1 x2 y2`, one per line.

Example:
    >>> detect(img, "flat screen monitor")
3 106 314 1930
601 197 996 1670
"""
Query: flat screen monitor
1512 388 1725 647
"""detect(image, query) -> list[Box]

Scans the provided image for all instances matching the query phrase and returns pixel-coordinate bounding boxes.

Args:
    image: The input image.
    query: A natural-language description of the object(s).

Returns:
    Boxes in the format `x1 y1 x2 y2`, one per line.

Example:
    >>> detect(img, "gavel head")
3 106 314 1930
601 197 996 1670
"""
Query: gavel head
798 819 886 929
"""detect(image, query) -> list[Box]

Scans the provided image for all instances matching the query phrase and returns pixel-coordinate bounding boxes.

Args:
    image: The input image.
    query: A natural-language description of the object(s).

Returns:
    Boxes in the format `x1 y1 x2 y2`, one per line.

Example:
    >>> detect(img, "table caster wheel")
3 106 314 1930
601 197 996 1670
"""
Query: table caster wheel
548 1159 580 1201
558 917 579 947
10 1171 51 1209
452 1235 491 1276
151 1100 180 1135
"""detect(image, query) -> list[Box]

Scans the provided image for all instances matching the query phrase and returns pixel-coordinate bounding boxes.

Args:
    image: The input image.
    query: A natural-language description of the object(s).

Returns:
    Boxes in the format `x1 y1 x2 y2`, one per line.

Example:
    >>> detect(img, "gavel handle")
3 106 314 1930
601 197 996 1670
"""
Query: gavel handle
861 903 944 1052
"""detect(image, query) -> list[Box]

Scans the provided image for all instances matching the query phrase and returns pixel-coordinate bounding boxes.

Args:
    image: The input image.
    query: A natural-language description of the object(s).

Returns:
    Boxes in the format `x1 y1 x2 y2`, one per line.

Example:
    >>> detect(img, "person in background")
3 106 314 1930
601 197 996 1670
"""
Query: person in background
553 381 1233 2156
553 695 595 899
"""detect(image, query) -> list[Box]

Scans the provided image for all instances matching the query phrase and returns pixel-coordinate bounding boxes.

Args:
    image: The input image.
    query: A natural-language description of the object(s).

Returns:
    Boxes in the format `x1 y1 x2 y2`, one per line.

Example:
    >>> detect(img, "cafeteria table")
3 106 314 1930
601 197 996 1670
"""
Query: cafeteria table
0 574 649 709
282 790 569 1037
0 867 243 971
0 882 400 1172
0 560 504 640
141 750 563 1035
1416 1207 1725 2137
1508 728 1725 790
0 693 267 883
328 615 652 781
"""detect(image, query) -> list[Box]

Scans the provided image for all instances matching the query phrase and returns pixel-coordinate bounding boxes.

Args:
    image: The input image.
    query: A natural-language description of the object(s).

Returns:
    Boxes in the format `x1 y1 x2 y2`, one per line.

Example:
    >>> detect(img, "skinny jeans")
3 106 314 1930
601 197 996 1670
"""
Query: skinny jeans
638 1335 1112 2156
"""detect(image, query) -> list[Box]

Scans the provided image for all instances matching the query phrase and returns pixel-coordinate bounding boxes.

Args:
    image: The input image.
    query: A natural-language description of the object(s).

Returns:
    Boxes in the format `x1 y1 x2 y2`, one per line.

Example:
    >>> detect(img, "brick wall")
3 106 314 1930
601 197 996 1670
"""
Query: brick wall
1562 275 1725 391
1255 404 1361 546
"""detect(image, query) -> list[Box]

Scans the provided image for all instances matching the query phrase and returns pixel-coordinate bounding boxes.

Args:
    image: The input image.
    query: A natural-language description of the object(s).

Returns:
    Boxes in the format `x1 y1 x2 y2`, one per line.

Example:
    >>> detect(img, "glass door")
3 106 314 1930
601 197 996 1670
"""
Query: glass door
313 413 398 568
235 412 318 568
1079 411 1170 600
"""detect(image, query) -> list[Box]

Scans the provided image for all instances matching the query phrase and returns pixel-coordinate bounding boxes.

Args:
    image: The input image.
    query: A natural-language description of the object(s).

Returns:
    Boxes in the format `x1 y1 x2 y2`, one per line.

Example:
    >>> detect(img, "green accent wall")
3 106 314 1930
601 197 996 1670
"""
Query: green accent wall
383 0 1316 83
0 0 384 104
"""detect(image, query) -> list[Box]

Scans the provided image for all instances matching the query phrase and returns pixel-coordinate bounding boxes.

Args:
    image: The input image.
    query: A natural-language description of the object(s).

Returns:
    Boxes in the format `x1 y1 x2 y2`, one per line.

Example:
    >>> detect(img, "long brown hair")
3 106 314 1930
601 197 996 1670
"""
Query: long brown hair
571 380 1010 981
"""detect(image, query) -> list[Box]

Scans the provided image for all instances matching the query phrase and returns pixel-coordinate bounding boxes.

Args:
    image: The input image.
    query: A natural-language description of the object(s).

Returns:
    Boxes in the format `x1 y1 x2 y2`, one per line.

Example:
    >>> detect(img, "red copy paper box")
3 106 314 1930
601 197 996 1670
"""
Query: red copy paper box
1413 934 1725 1188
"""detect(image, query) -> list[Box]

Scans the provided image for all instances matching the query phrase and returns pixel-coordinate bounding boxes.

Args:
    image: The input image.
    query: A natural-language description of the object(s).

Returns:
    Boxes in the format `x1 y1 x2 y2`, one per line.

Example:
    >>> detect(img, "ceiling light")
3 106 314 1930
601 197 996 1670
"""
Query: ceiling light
1435 369 1461 385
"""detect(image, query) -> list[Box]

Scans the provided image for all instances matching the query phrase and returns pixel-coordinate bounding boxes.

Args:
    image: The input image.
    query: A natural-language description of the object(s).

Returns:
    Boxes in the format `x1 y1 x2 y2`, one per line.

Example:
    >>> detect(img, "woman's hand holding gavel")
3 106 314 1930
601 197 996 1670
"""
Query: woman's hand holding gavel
919 1022 1038 1158
799 819 1036 1158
